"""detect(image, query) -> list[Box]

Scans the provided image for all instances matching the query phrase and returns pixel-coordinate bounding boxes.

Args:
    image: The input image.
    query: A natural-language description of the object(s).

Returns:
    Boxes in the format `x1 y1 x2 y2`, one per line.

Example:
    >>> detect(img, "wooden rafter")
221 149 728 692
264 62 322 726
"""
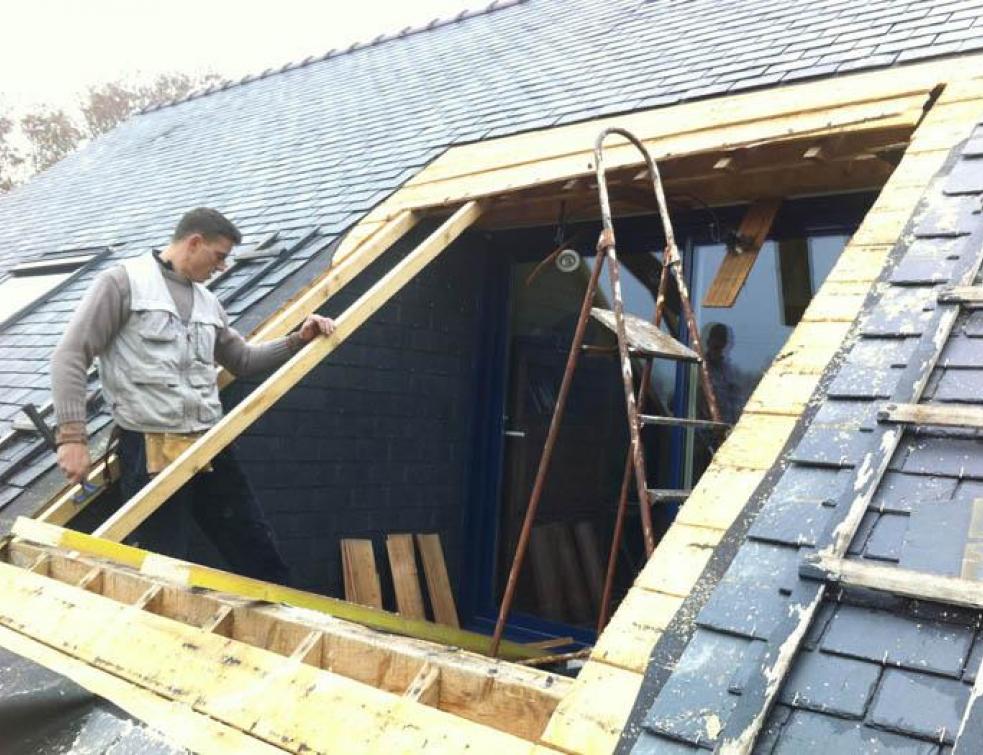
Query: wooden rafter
3 525 568 741
91 201 482 544
10 516 536 661
703 198 782 308
0 559 551 753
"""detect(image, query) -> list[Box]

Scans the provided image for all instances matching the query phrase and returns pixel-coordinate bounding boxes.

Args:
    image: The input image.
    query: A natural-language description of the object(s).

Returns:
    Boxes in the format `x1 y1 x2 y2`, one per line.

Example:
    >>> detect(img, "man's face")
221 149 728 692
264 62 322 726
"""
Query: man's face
187 234 233 282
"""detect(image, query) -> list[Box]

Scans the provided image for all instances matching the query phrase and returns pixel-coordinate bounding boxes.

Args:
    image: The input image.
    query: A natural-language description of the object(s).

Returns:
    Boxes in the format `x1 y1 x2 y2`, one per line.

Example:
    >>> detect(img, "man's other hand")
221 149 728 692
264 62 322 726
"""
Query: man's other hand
297 314 337 342
58 442 91 484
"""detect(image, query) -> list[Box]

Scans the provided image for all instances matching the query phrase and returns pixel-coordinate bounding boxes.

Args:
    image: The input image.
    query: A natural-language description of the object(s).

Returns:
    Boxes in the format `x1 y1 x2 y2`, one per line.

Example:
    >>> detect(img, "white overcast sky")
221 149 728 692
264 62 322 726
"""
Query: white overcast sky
0 0 479 111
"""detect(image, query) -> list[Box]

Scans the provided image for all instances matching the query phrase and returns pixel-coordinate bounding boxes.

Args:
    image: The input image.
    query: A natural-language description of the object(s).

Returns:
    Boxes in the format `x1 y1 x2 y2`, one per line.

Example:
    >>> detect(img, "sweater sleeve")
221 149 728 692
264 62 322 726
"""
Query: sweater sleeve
51 267 130 428
213 311 303 377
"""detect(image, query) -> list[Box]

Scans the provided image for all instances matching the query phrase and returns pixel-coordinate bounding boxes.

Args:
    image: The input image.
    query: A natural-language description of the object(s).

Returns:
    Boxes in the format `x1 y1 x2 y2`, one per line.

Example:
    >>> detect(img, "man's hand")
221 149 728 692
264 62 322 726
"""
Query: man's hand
58 442 91 484
297 314 336 342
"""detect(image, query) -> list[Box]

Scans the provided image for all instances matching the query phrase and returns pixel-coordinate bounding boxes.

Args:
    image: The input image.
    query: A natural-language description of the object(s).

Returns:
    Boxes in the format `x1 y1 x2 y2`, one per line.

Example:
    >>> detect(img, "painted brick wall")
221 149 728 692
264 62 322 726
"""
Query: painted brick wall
216 226 489 602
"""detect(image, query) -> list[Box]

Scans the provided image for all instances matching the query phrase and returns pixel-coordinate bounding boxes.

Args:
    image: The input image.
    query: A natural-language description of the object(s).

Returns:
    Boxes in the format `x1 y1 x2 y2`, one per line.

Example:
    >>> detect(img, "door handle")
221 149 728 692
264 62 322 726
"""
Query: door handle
504 429 526 438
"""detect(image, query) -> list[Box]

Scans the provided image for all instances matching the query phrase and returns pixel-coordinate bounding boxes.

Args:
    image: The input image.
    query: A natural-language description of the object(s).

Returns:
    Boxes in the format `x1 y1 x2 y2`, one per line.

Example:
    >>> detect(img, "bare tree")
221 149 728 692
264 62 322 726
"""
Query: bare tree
0 71 225 190
0 111 24 192
82 72 224 137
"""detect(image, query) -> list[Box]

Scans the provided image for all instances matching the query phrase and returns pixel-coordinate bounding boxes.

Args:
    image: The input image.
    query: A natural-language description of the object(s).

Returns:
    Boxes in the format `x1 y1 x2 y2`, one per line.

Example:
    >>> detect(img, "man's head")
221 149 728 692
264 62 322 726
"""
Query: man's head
165 208 242 282
704 322 730 365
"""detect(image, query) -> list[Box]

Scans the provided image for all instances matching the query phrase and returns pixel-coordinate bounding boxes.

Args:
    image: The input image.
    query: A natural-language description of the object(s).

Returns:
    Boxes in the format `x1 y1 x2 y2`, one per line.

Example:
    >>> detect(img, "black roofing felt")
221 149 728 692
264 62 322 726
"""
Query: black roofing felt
0 647 183 754
0 0 982 515
630 117 983 752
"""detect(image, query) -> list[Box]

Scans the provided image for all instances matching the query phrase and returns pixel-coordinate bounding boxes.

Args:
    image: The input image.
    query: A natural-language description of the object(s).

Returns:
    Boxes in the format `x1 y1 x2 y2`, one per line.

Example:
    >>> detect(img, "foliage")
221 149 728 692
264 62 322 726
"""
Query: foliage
0 71 224 191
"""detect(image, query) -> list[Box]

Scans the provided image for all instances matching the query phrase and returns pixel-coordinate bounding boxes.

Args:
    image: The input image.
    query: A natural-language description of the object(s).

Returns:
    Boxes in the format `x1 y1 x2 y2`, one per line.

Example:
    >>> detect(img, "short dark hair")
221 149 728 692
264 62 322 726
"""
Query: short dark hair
173 207 242 245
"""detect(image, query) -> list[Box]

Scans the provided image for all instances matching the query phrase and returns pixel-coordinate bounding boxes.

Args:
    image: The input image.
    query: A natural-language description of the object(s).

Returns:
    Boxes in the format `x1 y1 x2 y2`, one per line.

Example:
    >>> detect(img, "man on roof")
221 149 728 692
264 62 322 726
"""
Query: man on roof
51 207 335 585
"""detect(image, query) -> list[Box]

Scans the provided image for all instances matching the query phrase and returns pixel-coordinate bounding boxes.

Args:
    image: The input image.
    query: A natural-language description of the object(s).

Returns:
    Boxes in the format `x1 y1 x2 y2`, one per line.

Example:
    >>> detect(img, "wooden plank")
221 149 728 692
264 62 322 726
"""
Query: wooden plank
341 539 383 609
879 402 983 430
11 517 540 661
0 561 541 754
573 522 604 613
551 523 592 625
0 623 285 755
938 285 983 308
711 414 797 471
3 538 569 741
634 522 724 598
404 662 441 707
529 525 565 621
703 199 781 307
718 239 983 754
590 588 683 674
416 533 460 628
675 466 766 531
386 533 426 619
801 553 983 610
540 660 643 755
91 201 482 544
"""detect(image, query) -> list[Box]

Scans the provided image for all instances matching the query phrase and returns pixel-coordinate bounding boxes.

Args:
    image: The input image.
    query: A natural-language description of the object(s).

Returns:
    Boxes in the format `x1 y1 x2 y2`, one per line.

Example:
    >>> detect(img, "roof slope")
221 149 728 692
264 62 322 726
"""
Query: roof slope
632 112 983 752
1 0 982 512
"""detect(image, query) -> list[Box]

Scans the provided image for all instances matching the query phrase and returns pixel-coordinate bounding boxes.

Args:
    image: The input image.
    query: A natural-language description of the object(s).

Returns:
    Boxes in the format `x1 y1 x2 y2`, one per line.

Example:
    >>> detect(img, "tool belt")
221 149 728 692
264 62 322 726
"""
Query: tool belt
144 432 212 475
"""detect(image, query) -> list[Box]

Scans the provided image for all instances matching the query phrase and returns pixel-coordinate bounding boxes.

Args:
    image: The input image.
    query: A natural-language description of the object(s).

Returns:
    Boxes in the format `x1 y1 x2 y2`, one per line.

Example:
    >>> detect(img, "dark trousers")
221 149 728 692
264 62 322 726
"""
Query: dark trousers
117 428 291 585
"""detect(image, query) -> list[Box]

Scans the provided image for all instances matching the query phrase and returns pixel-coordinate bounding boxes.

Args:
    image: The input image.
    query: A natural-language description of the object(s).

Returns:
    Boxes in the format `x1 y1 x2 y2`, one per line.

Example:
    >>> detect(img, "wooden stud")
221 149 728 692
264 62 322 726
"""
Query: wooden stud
91 201 483 544
703 199 781 308
416 533 460 628
5 538 567 741
201 604 235 636
404 662 441 707
386 533 426 619
289 630 324 666
12 518 538 661
0 562 542 754
341 538 383 609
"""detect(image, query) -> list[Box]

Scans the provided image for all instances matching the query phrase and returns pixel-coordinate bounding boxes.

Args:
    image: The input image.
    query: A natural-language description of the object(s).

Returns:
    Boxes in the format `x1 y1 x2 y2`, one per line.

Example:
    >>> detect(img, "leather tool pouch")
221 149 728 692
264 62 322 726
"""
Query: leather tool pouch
144 432 212 475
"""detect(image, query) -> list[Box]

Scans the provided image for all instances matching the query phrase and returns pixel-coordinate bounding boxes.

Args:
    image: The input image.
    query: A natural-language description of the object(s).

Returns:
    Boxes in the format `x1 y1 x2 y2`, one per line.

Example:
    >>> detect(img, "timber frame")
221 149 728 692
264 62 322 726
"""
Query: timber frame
3 54 983 753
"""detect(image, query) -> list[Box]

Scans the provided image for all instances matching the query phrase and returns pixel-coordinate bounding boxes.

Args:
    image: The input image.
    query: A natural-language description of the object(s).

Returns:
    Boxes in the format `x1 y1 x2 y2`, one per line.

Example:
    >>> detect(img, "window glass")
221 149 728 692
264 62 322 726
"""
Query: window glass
0 271 73 323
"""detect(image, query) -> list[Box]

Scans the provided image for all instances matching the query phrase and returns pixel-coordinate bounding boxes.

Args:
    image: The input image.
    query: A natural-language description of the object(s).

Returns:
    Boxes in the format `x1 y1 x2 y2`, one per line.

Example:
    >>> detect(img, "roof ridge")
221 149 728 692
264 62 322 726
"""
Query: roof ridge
139 0 527 116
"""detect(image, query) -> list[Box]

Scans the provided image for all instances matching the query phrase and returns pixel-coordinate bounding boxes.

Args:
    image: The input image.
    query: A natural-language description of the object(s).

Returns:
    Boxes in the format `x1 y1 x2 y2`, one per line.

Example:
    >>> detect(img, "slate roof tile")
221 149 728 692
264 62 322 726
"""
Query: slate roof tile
821 603 975 676
868 669 970 744
778 649 881 717
862 512 909 561
771 709 939 754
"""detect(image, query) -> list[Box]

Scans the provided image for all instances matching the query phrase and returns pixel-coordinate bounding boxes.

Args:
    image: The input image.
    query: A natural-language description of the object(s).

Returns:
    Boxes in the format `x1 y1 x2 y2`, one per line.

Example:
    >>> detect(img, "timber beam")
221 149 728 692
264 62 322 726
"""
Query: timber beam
0 559 554 753
3 529 568 742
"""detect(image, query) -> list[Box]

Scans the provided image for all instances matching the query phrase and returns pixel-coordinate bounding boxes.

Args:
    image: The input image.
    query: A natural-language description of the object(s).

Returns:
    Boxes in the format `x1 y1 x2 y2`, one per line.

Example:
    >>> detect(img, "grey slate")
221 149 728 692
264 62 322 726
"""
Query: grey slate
643 629 753 746
777 650 881 717
902 437 983 478
772 710 939 755
863 512 909 561
748 495 835 547
932 368 983 402
868 669 970 744
870 471 958 513
821 604 975 677
962 634 983 685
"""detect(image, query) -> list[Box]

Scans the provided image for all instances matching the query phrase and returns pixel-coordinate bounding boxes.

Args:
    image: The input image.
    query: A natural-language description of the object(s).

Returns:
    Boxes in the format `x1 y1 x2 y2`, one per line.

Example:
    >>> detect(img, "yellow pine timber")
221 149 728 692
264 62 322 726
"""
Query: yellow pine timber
92 201 482 544
0 623 286 755
4 538 567 741
591 588 683 673
634 522 724 598
744 371 821 416
540 660 643 755
0 561 544 755
711 414 798 471
675 467 766 531
12 517 540 661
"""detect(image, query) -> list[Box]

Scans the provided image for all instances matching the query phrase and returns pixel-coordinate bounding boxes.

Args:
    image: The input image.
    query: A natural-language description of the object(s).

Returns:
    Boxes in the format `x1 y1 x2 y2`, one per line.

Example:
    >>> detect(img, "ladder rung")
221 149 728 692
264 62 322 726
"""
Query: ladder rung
878 402 983 430
937 285 983 308
638 414 730 430
590 308 699 362
647 488 691 503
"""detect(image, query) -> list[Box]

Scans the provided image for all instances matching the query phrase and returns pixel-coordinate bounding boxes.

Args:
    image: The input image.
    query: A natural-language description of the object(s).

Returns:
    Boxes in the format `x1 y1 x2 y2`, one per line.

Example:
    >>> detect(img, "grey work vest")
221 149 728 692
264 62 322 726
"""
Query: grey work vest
99 253 225 433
